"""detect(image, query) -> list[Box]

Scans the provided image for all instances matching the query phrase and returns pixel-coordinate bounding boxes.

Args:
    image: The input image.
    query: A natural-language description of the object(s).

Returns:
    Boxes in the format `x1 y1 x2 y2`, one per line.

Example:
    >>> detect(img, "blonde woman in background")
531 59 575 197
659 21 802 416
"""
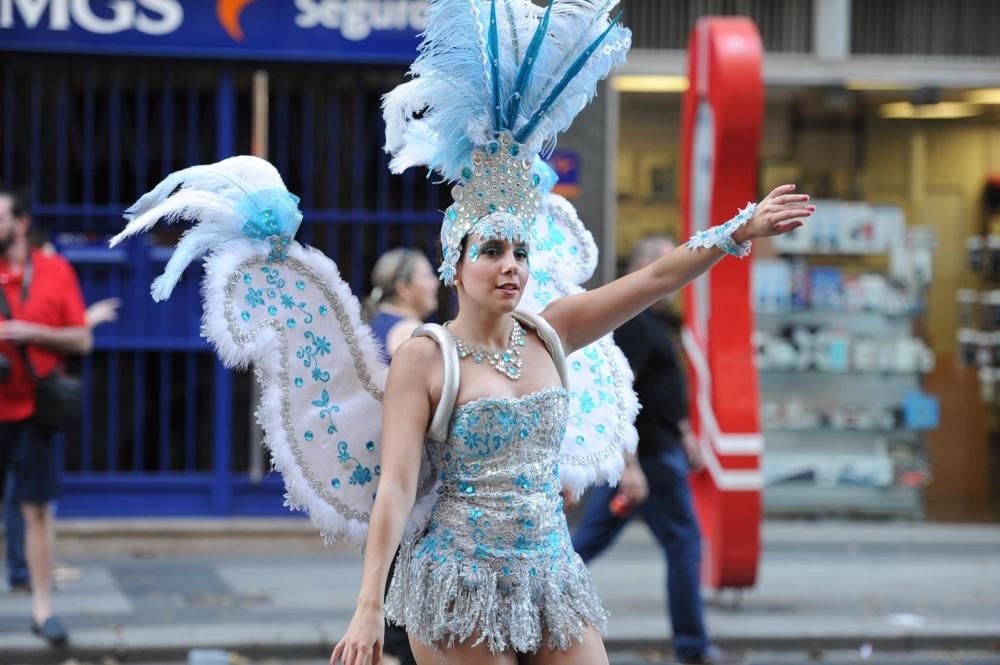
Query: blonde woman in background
368 248 440 360
367 247 440 665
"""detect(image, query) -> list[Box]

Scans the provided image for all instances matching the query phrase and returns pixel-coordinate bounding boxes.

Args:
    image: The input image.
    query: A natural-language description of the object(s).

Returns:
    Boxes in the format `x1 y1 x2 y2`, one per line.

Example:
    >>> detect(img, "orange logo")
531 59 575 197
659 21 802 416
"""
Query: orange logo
217 0 257 42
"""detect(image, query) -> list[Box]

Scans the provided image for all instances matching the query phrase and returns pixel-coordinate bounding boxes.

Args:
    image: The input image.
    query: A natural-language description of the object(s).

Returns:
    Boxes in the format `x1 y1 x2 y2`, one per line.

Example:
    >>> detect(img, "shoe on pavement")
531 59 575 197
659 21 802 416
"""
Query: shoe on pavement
30 616 69 647
678 646 745 665
8 580 30 594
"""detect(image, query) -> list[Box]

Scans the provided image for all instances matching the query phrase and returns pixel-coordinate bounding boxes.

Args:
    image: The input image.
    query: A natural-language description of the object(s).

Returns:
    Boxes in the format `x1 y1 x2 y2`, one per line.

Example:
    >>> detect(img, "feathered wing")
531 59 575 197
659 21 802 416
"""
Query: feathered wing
122 157 286 222
116 156 438 546
521 194 640 496
202 241 437 545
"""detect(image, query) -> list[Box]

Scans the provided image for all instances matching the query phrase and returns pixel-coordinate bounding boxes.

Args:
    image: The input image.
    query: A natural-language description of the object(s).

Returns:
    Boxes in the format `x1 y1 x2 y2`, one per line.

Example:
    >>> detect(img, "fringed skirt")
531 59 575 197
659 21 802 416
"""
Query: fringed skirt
384 527 608 654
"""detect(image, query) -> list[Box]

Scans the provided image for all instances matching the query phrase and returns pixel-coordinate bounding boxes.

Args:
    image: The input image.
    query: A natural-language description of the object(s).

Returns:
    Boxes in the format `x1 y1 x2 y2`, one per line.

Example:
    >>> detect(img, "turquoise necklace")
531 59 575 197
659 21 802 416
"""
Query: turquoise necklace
447 320 526 380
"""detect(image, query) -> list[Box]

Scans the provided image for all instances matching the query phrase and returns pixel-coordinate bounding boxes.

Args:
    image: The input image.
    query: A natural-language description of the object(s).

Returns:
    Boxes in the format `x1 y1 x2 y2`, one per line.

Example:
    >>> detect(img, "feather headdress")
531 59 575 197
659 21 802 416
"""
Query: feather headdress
383 0 630 283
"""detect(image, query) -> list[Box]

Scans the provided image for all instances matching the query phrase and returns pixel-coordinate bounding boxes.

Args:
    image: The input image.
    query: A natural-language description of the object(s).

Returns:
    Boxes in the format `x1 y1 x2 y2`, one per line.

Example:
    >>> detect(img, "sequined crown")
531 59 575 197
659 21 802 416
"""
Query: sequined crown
438 132 545 285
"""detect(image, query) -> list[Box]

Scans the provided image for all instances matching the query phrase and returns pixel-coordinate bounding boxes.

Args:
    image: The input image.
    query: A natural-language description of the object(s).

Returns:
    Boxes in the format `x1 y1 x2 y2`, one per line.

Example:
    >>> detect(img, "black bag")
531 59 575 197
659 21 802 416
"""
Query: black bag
31 370 83 434
0 259 83 434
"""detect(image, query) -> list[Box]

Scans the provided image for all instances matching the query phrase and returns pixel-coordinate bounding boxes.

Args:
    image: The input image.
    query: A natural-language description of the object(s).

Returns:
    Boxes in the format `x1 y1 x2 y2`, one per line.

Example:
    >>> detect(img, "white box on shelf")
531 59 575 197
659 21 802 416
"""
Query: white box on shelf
772 200 906 255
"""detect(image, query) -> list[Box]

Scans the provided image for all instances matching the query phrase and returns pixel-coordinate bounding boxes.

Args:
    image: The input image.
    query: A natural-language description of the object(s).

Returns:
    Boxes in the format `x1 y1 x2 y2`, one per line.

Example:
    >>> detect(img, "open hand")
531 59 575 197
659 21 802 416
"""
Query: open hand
737 184 814 242
682 430 705 473
85 298 122 328
331 605 385 665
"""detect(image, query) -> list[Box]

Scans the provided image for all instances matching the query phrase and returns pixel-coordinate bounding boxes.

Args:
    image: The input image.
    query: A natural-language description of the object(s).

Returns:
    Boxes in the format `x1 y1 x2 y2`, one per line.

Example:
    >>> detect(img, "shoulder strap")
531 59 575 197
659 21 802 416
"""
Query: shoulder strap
0 274 38 382
411 323 460 442
512 310 569 389
0 282 12 321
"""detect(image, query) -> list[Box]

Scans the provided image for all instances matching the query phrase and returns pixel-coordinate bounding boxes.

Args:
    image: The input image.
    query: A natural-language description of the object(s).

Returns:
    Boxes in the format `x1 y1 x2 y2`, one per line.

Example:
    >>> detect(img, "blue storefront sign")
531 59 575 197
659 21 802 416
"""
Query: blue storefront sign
0 0 425 62
547 149 581 199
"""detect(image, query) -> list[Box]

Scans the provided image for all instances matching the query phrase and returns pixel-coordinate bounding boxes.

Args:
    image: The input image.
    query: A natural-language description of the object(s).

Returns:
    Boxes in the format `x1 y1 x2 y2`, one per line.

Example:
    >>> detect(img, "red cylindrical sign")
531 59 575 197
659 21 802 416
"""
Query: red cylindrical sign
680 17 764 589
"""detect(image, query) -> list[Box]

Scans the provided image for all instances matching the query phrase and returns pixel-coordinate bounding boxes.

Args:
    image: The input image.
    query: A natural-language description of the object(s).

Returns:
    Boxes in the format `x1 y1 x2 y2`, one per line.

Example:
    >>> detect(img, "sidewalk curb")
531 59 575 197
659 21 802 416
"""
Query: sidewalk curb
3 633 999 665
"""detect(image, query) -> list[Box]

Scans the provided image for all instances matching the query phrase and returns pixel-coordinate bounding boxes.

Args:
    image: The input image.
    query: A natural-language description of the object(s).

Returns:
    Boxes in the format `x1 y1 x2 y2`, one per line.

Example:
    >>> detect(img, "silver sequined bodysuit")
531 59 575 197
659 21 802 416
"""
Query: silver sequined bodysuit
384 386 608 653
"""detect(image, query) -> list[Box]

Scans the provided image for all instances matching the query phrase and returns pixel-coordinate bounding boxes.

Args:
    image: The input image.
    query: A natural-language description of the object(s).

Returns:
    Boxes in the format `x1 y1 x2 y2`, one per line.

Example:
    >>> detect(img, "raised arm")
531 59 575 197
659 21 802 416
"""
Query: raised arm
543 185 813 354
331 336 439 665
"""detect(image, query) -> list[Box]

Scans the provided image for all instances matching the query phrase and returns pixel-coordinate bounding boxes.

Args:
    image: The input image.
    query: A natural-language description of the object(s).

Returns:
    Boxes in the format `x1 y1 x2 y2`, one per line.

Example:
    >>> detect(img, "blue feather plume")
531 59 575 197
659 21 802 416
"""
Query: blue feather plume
488 0 504 131
383 0 630 182
505 0 553 130
516 9 623 144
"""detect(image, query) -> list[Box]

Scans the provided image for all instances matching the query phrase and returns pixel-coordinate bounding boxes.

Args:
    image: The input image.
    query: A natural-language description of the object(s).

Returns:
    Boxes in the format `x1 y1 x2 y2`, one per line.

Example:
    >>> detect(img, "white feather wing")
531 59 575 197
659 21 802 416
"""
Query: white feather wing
521 195 639 496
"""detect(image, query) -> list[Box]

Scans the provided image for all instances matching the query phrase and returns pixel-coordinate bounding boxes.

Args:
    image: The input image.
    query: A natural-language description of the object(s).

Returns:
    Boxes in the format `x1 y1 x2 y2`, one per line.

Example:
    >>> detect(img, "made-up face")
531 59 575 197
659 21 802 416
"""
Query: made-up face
455 234 531 314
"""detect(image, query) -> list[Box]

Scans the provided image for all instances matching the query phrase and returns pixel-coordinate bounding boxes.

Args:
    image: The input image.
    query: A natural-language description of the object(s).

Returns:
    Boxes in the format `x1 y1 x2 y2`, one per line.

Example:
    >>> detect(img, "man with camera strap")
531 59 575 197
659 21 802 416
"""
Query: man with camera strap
0 186 91 647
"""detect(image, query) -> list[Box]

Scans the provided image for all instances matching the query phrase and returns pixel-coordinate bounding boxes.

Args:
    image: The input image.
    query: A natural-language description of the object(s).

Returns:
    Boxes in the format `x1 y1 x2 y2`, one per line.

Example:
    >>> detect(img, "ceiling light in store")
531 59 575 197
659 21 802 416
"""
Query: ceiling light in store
878 102 981 119
612 75 689 93
967 88 1000 104
846 81 919 91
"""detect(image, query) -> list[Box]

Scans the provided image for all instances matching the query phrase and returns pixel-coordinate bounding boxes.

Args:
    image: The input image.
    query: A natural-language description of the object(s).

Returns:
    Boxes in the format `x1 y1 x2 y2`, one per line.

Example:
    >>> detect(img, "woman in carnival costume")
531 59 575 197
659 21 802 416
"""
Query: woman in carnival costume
111 2 813 663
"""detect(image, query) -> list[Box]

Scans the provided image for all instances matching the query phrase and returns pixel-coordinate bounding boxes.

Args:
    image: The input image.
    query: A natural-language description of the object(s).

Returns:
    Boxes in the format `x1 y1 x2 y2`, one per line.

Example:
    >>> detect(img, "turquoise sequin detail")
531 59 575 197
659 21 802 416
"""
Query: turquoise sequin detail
685 202 756 258
239 261 378 509
387 388 607 653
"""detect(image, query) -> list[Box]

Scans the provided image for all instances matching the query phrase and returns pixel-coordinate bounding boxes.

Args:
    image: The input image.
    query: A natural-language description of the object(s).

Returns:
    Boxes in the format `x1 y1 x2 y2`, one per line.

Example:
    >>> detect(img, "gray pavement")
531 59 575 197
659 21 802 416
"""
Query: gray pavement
0 520 998 664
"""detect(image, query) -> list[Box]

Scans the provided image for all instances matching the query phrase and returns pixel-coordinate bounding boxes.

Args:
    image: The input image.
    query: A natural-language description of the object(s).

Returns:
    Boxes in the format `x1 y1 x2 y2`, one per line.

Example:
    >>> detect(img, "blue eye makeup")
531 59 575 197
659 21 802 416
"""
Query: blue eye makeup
468 244 480 263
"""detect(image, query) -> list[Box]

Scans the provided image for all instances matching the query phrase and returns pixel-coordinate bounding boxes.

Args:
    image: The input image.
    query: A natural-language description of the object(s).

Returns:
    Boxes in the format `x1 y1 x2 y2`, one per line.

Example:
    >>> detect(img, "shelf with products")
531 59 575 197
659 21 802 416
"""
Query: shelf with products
764 428 924 441
751 201 938 519
754 330 934 376
762 393 936 437
763 485 925 519
758 368 928 376
756 307 925 320
764 426 923 434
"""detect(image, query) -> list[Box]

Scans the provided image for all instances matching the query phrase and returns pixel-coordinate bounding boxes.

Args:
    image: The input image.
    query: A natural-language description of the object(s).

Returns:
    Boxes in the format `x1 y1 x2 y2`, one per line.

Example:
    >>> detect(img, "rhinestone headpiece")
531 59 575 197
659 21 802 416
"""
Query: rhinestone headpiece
438 131 553 285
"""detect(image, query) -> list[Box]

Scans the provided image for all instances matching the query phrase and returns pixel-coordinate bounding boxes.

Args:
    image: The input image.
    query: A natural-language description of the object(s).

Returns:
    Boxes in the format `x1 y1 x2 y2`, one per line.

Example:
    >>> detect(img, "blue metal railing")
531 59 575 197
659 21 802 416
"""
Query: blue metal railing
1 55 445 517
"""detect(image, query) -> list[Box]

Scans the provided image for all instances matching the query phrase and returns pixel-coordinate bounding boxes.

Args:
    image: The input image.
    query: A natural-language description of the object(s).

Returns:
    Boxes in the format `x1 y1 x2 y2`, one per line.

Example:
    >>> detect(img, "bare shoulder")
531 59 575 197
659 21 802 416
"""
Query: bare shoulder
393 334 442 367
388 335 443 388
385 334 444 412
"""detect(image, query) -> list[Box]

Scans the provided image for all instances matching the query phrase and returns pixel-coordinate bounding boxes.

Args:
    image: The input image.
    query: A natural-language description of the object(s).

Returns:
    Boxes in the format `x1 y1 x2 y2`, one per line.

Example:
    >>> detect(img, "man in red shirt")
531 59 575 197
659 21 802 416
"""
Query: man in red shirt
0 186 91 646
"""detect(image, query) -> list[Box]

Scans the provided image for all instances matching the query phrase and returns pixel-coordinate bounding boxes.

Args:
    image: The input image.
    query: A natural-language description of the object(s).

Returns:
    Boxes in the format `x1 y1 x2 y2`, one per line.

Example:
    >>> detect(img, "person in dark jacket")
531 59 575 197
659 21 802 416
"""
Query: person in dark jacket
571 236 740 665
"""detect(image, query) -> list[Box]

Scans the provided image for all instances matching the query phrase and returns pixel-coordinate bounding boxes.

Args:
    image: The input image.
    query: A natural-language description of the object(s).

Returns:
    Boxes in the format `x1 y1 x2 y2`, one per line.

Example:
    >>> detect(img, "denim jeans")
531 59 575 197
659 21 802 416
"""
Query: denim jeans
571 444 709 660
